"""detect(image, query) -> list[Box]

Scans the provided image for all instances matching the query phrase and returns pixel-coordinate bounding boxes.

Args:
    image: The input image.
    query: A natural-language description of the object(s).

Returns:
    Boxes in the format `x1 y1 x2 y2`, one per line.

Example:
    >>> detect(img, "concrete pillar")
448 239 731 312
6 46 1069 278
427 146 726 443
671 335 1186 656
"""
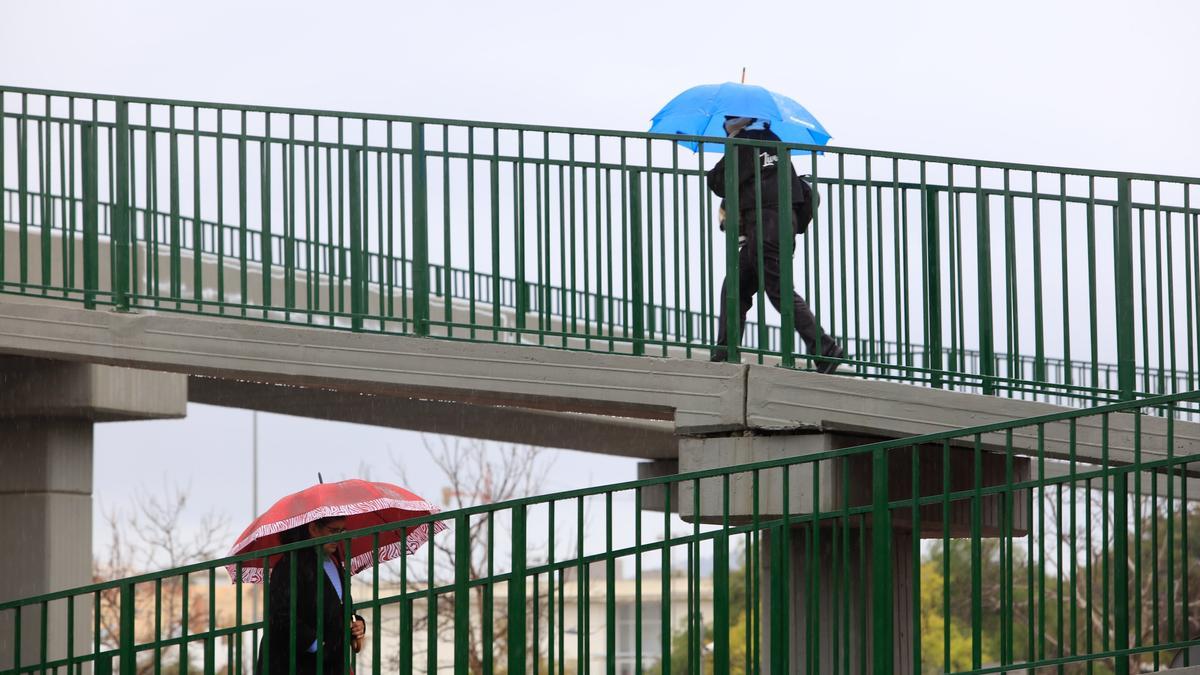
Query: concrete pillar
758 525 914 674
671 431 1031 674
0 357 186 670
0 419 94 671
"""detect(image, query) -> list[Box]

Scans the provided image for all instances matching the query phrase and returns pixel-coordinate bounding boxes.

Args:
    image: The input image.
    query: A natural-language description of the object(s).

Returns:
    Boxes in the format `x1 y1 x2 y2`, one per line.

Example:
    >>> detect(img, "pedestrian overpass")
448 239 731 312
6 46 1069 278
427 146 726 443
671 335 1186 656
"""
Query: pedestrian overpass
1 86 1199 673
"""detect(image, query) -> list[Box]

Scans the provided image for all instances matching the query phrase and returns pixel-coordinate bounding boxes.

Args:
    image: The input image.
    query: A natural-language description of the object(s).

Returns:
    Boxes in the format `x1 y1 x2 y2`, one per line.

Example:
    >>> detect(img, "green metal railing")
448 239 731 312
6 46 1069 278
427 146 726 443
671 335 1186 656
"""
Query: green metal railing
4 392 1200 674
2 86 1198 403
5 183 1197 414
8 182 1195 413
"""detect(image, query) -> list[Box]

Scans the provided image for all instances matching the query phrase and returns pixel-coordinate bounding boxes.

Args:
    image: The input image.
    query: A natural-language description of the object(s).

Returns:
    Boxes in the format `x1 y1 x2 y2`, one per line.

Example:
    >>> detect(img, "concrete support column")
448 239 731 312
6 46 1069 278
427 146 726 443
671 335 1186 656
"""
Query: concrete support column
759 525 914 674
0 357 187 670
668 431 1030 674
0 419 94 670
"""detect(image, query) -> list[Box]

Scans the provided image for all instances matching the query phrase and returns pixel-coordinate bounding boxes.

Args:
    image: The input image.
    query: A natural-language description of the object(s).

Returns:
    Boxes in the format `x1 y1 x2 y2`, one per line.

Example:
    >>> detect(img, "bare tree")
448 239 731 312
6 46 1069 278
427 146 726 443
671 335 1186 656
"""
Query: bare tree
94 484 231 675
381 435 563 674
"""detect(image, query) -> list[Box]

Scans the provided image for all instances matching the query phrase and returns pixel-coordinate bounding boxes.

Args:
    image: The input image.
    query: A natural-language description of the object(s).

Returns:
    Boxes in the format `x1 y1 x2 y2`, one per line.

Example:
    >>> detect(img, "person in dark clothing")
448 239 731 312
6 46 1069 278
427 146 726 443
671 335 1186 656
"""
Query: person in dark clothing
257 517 366 675
707 116 845 372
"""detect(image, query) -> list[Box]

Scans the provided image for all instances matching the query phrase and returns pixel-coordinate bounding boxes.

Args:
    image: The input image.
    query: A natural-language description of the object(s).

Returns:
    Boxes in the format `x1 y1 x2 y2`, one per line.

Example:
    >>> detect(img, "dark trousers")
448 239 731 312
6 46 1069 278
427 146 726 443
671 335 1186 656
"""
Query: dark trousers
714 211 837 357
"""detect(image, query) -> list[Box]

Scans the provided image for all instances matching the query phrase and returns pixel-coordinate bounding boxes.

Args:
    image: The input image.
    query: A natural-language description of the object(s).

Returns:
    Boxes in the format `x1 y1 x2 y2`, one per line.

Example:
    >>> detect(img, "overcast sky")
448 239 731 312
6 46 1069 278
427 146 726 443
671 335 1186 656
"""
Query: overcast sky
2 0 1198 566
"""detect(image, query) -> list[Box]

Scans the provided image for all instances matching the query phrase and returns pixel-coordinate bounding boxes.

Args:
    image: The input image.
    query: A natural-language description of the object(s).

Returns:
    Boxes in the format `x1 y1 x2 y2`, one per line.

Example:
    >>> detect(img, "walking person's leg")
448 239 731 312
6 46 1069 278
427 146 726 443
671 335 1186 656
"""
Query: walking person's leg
711 241 758 362
760 234 845 373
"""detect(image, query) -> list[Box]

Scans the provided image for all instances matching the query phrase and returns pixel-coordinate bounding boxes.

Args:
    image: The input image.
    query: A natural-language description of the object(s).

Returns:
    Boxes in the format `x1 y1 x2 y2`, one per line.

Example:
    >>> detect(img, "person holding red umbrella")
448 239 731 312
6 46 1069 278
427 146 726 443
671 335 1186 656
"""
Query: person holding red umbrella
228 479 445 675
257 517 365 675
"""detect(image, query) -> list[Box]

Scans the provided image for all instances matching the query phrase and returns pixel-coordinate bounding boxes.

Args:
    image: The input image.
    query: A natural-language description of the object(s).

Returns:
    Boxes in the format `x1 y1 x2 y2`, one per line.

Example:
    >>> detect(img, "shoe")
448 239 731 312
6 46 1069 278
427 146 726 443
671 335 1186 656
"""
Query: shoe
710 347 728 363
815 342 846 374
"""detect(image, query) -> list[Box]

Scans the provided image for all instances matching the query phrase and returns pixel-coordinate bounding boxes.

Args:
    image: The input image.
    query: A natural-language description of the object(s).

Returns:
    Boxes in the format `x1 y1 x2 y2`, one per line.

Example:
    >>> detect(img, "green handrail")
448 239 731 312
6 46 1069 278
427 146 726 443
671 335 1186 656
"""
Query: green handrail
2 391 1199 674
3 86 1198 403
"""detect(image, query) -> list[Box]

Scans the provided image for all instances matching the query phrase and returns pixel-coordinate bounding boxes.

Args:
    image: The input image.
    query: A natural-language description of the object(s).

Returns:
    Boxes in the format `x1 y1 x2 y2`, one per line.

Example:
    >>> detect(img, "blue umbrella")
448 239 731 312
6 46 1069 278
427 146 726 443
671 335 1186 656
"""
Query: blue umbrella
649 82 831 153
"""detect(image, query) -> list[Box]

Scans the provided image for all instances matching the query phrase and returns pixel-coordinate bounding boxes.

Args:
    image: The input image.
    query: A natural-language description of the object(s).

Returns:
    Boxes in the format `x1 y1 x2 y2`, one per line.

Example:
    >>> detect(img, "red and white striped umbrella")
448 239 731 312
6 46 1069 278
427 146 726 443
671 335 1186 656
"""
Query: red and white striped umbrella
226 479 446 583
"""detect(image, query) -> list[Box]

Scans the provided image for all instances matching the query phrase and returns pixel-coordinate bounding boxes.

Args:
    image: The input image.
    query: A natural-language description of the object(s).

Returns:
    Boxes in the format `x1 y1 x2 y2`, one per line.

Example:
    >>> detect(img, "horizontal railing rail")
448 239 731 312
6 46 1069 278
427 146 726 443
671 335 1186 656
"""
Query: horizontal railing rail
4 390 1200 674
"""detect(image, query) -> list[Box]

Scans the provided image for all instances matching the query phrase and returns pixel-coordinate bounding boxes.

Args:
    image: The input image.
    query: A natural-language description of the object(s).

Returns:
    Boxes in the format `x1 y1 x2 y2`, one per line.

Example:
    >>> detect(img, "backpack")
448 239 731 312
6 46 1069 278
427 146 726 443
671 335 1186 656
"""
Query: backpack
791 174 818 235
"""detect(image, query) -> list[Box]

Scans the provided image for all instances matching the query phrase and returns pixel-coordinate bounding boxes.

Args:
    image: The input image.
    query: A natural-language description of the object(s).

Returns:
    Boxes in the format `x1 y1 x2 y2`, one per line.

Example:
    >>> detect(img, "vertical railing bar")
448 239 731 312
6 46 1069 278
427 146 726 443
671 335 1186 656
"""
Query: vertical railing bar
118 584 134 675
1099 413 1108 653
304 122 315 323
181 572 190 675
467 127 477 339
1030 172 1047 388
281 113 295 317
444 125 454 338
82 122 98 308
547 499 557 675
921 163 942 388
1087 177 1099 400
1138 207 1151 397
192 107 202 308
168 105 181 306
412 121 430 336
870 446 893 675
629 168 645 356
778 141 795 367
975 167 995 394
634 487 642 675
514 130 527 340
454 513 470 675
112 99 130 310
662 475 672 675
215 110 226 314
490 130 500 341
605 491 616 675
17 93 28 291
259 112 271 316
1003 170 1020 396
864 159 875 367
348 147 364 331
236 111 247 317
1160 183 1175 397
427 512 438 674
398 526 412 675
1058 173 1073 393
58 107 69 296
971 434 983 669
1115 177 1136 399
37 98 49 293
943 438 953 673
509 504 527 675
1114 461 1129 675
1167 405 1177 658
1068 418 1078 662
722 138 740 362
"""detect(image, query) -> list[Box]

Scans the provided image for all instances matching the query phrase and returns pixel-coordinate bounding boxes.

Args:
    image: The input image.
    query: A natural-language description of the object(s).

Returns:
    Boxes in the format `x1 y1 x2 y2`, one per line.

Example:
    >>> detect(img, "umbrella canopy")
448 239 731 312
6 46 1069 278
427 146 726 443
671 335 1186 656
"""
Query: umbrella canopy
226 479 445 583
649 82 832 153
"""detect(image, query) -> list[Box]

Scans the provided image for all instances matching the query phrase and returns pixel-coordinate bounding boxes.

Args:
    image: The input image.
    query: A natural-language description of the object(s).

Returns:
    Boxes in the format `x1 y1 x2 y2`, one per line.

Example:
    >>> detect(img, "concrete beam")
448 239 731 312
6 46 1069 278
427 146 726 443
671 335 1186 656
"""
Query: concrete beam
635 459 679 512
675 433 1031 536
0 296 746 432
3 296 1197 471
0 356 187 421
746 365 1200 468
188 376 678 459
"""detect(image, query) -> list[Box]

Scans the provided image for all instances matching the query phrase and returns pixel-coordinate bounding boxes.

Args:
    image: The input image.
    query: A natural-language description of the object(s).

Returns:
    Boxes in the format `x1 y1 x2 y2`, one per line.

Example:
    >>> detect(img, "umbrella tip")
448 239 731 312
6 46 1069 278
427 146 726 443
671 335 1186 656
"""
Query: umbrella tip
317 472 324 484
740 67 746 84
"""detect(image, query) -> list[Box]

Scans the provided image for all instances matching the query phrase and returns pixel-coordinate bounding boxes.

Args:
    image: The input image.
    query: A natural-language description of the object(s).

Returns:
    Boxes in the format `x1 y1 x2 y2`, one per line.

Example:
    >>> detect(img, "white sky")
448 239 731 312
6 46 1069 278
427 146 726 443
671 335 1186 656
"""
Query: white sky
2 0 1198 567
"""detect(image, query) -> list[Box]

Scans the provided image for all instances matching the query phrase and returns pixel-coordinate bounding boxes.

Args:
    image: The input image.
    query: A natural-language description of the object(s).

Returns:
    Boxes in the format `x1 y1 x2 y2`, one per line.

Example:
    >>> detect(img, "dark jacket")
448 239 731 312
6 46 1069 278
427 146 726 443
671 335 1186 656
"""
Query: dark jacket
706 127 813 237
257 548 356 675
